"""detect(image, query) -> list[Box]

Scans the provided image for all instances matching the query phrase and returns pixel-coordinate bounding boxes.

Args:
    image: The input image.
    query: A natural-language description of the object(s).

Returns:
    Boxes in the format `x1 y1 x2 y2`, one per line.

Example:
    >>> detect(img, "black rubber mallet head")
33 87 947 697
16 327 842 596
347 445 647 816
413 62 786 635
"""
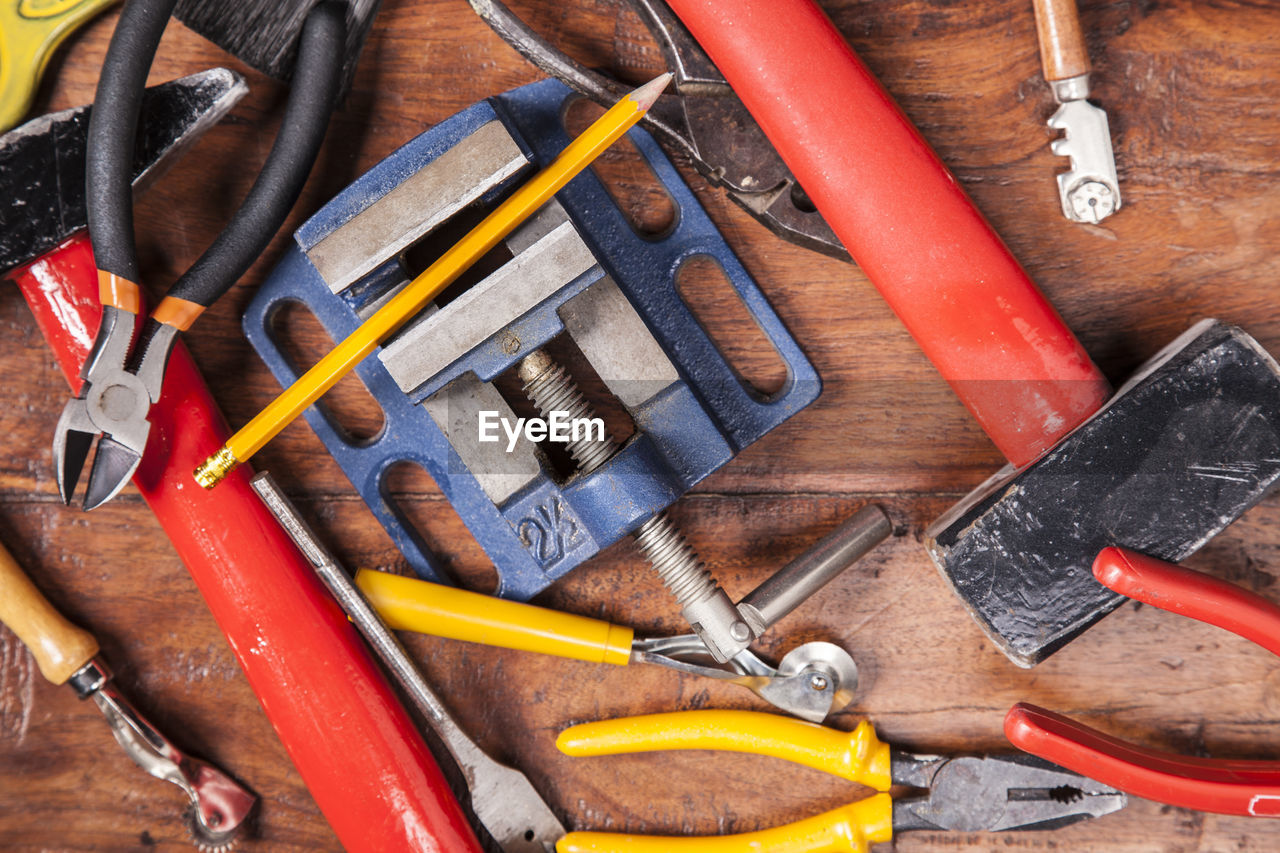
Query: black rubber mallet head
926 319 1280 667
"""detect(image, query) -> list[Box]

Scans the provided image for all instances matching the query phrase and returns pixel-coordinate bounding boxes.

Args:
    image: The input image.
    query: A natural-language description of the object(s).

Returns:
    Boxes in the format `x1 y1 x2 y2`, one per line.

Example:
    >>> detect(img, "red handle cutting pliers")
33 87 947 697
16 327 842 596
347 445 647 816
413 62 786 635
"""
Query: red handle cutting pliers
1006 545 1280 817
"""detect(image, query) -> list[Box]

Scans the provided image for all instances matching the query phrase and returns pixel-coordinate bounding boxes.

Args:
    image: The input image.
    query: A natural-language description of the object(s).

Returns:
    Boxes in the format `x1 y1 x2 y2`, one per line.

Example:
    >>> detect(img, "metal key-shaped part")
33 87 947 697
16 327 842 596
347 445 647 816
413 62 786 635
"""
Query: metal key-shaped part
252 472 564 853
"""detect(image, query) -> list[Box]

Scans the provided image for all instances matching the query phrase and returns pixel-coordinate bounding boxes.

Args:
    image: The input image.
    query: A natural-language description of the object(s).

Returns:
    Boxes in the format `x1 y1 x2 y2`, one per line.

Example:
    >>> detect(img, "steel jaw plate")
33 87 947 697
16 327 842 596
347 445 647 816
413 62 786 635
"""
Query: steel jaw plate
243 79 820 600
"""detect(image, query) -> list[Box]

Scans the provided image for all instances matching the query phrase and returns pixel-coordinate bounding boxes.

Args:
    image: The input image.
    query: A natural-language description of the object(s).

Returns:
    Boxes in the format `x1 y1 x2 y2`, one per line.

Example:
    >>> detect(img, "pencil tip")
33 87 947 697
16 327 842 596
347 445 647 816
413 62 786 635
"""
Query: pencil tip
629 72 673 111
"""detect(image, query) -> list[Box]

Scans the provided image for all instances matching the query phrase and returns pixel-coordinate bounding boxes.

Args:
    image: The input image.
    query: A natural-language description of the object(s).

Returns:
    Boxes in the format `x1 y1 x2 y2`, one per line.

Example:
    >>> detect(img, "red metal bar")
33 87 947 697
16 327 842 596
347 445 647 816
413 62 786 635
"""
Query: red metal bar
11 233 483 853
663 0 1111 467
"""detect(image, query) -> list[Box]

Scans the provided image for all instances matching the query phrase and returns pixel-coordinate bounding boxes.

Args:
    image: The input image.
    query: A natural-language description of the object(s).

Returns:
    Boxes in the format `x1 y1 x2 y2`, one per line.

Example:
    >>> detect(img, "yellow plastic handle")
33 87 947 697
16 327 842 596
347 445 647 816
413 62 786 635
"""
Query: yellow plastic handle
0 536 98 684
0 0 118 132
354 568 634 666
556 710 892 789
557 795 893 853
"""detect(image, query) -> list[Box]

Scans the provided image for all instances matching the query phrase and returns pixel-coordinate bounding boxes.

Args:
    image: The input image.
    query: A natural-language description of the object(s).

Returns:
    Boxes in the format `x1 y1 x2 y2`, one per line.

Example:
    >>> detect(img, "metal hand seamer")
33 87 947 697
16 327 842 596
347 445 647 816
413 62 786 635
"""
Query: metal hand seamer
553 709 1126 852
244 80 841 670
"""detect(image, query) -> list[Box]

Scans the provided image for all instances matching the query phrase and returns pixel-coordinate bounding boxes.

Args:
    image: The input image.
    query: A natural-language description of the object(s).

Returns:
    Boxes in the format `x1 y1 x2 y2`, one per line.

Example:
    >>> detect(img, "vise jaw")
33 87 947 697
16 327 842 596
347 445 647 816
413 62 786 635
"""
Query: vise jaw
243 80 819 600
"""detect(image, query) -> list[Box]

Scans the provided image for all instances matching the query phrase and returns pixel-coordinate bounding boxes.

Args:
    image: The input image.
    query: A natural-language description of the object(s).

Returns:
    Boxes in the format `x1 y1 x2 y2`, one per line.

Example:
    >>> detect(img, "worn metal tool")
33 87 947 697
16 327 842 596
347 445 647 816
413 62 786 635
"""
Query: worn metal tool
251 472 564 853
53 0 346 510
0 0 118 132
1032 0 1120 223
1007 546 1280 817
242 79 820 662
554 709 1126 852
0 67 246 276
0 532 256 850
467 0 845 260
663 0 1280 667
357 504 890 722
4 87 483 850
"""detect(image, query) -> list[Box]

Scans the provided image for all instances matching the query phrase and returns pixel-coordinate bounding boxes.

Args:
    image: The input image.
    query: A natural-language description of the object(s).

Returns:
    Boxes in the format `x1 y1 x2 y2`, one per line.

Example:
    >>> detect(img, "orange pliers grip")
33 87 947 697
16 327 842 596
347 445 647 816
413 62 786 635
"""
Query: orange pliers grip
1006 546 1280 817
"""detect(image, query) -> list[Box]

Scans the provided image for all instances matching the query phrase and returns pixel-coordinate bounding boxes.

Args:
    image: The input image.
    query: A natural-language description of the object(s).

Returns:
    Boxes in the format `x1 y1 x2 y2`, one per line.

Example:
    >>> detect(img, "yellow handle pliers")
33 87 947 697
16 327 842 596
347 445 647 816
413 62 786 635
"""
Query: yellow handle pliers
555 709 1126 853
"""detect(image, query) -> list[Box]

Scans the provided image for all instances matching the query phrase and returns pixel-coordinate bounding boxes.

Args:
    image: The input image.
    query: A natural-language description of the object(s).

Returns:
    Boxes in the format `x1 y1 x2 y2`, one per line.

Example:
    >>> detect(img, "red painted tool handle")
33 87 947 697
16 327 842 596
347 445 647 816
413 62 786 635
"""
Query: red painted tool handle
11 234 483 853
663 0 1111 467
1006 703 1280 817
1094 546 1280 658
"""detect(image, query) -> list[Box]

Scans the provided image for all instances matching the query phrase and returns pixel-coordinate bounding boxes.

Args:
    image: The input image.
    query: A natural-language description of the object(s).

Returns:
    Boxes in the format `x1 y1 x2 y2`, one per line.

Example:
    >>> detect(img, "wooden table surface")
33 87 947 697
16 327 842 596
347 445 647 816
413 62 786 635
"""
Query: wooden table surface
3 0 1280 850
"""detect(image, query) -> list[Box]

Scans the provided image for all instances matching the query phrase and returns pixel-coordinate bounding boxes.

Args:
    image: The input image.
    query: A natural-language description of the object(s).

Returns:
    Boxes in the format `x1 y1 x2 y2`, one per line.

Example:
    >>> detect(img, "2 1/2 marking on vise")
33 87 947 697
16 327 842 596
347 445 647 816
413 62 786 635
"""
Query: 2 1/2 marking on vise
478 410 605 452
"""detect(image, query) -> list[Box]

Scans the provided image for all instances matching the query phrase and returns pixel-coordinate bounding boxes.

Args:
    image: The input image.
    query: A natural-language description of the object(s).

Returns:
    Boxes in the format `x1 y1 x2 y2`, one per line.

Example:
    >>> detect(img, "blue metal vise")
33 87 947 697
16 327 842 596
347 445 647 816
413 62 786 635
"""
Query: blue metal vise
243 80 820 600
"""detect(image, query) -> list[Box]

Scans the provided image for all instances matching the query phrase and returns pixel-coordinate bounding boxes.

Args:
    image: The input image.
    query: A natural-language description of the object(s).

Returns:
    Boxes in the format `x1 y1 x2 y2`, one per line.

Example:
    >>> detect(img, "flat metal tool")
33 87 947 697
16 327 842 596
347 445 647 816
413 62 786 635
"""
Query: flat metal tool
555 709 1126 852
0 533 255 851
357 504 891 722
1033 0 1121 223
251 472 564 853
242 79 820 618
467 0 845 259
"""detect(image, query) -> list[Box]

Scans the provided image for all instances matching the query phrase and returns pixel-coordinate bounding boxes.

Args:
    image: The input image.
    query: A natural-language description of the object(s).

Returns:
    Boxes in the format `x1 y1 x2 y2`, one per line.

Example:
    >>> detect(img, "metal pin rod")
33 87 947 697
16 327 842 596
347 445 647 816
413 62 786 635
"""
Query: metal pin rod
738 505 893 634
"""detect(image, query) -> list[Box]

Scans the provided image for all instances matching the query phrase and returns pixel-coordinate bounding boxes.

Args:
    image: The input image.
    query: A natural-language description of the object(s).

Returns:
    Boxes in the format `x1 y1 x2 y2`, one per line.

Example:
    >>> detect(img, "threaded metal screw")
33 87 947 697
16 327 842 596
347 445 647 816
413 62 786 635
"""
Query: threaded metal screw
517 350 752 661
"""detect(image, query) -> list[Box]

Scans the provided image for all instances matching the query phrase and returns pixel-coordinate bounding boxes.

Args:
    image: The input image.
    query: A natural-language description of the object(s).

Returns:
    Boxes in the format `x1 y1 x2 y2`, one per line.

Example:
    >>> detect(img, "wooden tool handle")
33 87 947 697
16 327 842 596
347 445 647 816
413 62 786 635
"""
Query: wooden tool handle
1032 0 1091 82
0 538 98 685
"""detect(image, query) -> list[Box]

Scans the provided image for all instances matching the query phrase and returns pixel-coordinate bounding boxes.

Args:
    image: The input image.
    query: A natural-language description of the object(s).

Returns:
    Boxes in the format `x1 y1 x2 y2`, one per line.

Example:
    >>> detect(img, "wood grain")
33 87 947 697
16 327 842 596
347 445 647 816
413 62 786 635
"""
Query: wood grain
3 0 1280 850
1033 0 1091 82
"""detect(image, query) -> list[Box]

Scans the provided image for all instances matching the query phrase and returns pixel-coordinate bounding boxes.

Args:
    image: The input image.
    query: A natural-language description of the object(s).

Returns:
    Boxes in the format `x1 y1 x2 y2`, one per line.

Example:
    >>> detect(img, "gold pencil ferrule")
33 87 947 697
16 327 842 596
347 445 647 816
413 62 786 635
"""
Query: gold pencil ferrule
194 446 239 489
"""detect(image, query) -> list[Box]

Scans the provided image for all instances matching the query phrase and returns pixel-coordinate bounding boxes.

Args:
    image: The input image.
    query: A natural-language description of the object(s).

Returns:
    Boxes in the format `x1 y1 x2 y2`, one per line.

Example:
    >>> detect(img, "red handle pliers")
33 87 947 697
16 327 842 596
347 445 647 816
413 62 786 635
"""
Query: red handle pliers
1006 546 1280 817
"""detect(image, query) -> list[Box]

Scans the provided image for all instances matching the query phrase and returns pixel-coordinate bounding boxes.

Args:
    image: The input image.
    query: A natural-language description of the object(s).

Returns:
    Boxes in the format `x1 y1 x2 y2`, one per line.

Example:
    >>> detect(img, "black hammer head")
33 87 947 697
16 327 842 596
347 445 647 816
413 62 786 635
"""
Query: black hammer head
0 68 246 275
927 320 1280 667
173 0 382 95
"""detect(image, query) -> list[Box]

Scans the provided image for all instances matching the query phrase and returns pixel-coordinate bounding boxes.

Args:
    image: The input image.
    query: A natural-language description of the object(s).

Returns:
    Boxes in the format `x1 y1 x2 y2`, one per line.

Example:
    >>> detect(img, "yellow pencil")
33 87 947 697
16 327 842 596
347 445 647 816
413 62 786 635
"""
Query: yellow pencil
195 73 673 489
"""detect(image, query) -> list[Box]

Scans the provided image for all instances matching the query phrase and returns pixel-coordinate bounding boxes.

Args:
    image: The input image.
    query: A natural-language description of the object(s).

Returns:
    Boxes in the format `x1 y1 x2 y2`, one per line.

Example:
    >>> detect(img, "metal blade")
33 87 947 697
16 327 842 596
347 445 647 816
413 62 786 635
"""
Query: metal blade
83 437 143 510
0 68 247 274
52 398 97 505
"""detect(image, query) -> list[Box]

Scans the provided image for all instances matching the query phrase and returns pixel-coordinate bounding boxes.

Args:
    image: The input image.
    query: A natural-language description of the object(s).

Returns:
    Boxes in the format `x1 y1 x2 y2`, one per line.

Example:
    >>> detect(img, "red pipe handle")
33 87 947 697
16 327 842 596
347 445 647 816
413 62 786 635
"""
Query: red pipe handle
1094 546 1280 658
663 0 1111 467
1006 703 1280 817
10 234 483 853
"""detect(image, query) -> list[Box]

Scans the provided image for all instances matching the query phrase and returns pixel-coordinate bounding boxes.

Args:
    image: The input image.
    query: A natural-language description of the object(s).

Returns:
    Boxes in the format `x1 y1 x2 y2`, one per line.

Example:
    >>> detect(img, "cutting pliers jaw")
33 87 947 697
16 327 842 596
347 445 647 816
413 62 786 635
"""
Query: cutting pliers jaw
53 307 177 510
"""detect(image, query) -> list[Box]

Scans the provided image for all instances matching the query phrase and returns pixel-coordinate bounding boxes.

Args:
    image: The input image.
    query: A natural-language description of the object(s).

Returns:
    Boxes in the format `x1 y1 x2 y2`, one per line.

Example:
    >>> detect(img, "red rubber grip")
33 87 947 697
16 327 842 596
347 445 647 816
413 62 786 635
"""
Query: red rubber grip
664 0 1111 467
11 234 483 853
1094 546 1280 657
1006 702 1280 817
1005 547 1280 817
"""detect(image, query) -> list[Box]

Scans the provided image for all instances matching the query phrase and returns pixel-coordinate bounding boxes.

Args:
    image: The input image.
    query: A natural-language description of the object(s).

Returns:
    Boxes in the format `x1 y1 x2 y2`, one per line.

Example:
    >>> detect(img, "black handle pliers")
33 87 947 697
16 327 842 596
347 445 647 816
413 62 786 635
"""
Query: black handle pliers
54 0 347 509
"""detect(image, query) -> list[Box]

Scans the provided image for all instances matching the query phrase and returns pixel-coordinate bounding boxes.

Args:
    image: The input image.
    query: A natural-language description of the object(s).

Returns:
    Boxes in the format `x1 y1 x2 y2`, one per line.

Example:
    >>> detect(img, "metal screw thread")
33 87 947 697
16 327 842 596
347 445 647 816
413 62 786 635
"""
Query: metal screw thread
633 512 719 606
516 350 722 611
518 351 618 474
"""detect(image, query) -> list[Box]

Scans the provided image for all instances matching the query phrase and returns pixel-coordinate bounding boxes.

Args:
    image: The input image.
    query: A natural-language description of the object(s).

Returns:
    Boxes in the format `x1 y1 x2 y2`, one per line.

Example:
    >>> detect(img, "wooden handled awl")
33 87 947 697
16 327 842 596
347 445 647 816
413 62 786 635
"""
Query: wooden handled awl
0 535 256 852
1032 0 1121 223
